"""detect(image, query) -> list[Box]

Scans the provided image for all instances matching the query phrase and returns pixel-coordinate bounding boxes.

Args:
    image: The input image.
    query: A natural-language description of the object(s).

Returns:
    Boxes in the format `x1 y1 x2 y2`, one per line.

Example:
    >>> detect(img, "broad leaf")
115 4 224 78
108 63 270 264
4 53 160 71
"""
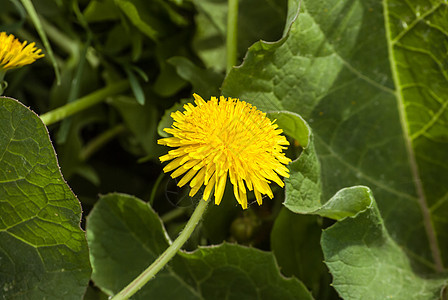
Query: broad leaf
87 193 313 299
384 0 448 271
222 0 448 274
0 97 91 299
267 111 322 213
321 187 446 299
263 105 447 299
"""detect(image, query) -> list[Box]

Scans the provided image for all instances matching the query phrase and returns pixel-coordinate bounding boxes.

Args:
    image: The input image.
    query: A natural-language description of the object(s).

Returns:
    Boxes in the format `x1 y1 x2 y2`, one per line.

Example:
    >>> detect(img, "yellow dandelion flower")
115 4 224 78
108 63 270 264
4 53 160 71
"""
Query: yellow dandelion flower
0 32 44 71
158 94 291 209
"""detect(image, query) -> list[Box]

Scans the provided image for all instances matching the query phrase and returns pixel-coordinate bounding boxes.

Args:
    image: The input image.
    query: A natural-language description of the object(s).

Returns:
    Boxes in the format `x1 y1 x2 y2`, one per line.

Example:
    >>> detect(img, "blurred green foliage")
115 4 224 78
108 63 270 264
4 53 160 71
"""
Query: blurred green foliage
1 0 448 299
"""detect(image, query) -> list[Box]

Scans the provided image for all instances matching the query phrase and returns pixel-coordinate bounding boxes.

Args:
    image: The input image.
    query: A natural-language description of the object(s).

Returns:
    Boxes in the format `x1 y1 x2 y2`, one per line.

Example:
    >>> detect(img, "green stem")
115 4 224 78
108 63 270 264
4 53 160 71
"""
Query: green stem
0 72 6 96
149 172 165 207
20 0 61 83
39 16 78 56
112 199 209 300
79 124 126 161
226 0 238 73
40 80 130 126
161 207 187 223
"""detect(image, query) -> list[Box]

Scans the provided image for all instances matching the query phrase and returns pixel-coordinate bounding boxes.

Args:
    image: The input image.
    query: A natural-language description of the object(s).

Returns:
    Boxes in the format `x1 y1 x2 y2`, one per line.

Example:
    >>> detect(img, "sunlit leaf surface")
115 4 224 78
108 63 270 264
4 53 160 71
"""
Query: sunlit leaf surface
0 97 91 299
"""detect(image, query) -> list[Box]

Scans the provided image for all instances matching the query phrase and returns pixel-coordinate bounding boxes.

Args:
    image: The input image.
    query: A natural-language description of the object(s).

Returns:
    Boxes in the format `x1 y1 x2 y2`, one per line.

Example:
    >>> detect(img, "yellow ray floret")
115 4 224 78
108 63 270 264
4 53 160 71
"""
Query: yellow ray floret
158 94 292 209
0 32 44 71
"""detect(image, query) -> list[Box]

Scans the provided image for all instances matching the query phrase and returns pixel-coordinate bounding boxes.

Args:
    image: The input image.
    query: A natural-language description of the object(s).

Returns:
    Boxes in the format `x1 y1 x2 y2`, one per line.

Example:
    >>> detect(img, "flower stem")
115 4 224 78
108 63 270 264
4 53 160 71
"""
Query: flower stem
40 80 129 126
112 199 209 300
161 207 187 223
226 0 238 73
79 123 126 161
21 0 61 83
0 72 6 96
149 172 165 207
38 16 78 56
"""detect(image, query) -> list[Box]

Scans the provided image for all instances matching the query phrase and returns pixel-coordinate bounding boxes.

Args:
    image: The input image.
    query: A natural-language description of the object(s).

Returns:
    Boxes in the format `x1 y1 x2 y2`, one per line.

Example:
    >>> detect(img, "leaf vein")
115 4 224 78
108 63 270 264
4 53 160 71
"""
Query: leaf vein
391 3 443 44
316 134 417 202
411 98 448 141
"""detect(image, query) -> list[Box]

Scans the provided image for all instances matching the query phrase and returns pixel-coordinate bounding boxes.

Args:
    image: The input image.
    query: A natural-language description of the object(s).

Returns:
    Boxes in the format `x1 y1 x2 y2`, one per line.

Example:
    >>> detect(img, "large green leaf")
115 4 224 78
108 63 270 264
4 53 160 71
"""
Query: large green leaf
384 0 448 272
0 97 91 299
222 0 448 274
268 110 447 298
267 111 322 213
263 108 447 299
87 193 313 299
321 187 446 299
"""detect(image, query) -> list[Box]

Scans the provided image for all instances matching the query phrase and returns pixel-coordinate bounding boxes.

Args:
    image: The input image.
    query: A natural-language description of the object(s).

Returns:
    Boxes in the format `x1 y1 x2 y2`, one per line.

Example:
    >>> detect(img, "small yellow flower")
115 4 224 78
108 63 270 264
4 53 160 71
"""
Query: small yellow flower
0 32 44 71
158 94 291 209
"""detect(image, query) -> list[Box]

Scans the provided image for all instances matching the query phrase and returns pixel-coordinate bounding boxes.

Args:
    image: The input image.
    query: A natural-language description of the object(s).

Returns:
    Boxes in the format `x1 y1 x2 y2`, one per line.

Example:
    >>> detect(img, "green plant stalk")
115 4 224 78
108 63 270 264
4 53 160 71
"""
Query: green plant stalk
0 71 6 96
149 172 165 207
112 199 209 300
40 80 129 126
38 16 78 56
20 0 61 83
226 0 238 73
79 124 126 161
161 207 187 224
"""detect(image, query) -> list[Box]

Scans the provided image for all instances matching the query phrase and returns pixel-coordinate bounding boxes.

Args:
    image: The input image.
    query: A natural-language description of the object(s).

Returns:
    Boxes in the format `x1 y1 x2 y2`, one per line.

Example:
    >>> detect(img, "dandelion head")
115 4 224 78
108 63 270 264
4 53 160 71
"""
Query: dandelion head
158 94 291 209
0 32 44 71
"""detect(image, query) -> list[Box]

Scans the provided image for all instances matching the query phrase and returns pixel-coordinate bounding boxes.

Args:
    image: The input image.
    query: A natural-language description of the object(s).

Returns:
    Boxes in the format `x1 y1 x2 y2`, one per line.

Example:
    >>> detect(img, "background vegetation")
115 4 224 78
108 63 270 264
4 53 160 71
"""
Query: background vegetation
1 0 447 299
